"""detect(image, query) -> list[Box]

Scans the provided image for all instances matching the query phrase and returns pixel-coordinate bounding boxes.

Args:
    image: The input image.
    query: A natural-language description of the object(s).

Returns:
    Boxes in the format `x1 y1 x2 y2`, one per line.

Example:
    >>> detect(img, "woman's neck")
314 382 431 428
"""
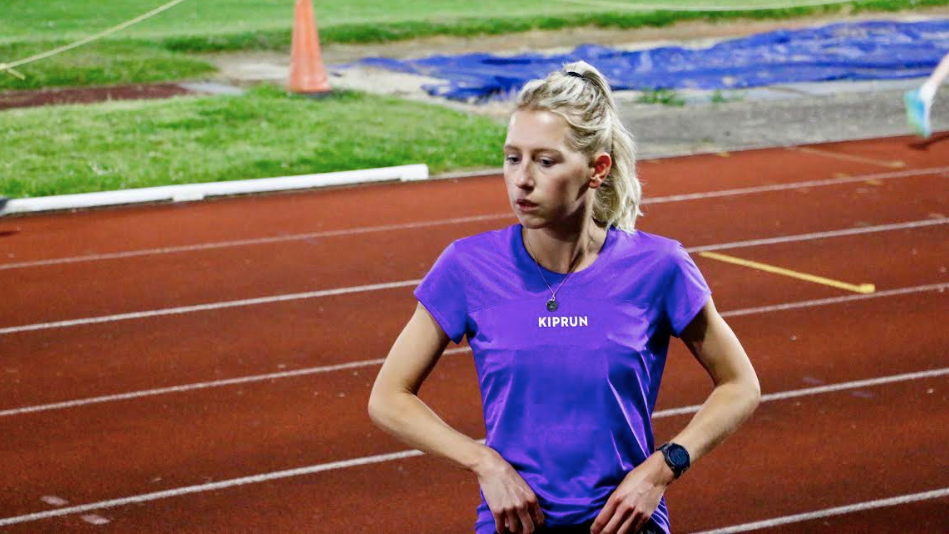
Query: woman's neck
523 217 608 274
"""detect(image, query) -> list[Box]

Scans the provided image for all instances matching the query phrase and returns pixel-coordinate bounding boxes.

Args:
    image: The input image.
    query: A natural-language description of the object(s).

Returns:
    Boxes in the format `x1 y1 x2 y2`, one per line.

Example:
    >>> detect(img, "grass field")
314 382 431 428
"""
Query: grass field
4 0 928 44
2 0 947 91
0 86 507 198
2 0 945 198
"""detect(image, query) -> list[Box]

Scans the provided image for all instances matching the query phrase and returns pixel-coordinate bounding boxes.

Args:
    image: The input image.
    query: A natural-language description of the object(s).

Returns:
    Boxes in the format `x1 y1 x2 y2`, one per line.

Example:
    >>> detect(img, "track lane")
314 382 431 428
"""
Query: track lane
3 171 948 326
1 289 946 518
727 495 949 533
2 135 946 532
2 375 944 532
2 221 947 409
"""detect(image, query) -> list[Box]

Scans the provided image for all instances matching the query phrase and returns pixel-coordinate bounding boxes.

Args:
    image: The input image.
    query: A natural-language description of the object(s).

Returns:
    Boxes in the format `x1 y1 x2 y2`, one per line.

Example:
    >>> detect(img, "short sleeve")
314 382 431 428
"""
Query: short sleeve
663 242 712 337
414 241 469 344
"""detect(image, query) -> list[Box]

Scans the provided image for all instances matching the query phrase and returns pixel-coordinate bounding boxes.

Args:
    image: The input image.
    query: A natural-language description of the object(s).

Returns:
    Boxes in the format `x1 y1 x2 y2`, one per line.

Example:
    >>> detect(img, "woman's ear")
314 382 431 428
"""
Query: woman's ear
590 153 612 188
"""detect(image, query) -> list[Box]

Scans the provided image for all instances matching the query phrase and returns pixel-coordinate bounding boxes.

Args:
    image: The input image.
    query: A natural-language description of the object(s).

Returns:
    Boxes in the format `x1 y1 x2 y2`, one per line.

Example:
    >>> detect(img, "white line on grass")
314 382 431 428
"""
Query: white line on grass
2 284 945 418
2 166 945 271
689 488 949 534
2 219 946 336
0 368 946 527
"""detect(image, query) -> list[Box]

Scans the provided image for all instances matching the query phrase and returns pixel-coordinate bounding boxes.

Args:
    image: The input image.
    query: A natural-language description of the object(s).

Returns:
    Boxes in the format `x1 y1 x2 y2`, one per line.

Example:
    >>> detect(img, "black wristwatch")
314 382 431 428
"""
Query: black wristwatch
657 442 690 479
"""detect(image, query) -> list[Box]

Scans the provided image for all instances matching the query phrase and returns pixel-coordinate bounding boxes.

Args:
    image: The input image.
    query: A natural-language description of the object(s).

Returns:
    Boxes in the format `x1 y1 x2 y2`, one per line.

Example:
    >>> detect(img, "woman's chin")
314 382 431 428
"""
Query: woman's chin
515 213 544 226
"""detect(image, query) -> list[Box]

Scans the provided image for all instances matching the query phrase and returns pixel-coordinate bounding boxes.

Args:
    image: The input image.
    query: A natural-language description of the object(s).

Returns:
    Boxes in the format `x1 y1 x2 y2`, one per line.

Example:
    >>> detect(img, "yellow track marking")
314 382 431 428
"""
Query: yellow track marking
699 251 876 294
788 146 905 169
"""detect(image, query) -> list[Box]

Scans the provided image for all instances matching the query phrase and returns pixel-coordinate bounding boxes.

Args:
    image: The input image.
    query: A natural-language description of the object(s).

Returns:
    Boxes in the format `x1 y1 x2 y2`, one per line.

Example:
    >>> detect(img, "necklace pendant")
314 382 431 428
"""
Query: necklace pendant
546 297 558 312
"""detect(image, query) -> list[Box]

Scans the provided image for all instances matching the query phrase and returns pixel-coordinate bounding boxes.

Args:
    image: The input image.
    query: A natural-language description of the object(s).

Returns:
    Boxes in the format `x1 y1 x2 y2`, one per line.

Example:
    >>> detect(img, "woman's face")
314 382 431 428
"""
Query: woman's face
503 109 607 227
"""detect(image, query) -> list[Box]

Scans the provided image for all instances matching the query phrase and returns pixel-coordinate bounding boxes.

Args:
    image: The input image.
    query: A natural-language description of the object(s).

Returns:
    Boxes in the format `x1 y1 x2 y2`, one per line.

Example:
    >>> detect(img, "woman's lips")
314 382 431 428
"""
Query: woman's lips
516 199 538 211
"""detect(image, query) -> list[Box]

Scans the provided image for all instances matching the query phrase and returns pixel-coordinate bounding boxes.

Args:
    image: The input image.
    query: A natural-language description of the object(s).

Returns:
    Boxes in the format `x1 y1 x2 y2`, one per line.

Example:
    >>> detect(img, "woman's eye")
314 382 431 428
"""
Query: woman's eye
505 155 519 163
539 159 555 167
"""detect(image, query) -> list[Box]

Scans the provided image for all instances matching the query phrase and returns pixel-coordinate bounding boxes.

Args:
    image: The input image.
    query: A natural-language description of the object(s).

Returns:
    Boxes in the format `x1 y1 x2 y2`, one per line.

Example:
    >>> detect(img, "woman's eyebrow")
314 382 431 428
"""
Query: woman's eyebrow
503 144 563 156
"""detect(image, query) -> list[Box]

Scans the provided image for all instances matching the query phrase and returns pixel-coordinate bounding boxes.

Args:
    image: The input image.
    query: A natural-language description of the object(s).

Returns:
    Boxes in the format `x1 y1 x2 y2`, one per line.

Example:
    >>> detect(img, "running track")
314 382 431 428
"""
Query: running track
1 134 947 532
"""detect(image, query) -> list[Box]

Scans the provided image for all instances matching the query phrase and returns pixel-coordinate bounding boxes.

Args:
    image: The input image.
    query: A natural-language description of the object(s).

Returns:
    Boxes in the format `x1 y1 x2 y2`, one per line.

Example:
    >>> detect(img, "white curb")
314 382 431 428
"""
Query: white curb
0 164 429 216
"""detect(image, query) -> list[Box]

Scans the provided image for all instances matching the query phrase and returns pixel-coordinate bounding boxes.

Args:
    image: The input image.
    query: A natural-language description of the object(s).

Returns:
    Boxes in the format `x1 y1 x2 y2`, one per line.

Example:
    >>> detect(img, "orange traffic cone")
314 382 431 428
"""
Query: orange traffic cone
288 0 332 95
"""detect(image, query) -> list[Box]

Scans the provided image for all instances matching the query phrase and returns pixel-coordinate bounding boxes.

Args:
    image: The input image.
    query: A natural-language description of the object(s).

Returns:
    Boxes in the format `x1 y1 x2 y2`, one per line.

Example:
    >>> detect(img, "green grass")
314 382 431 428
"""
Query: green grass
8 0 948 49
9 0 932 45
710 90 745 103
0 41 215 91
0 85 508 198
2 0 948 90
637 88 687 106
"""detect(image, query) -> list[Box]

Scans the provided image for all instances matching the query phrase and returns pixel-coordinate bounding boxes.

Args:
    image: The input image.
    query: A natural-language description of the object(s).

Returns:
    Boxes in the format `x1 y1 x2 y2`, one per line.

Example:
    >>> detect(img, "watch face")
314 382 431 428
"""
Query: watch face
668 446 689 469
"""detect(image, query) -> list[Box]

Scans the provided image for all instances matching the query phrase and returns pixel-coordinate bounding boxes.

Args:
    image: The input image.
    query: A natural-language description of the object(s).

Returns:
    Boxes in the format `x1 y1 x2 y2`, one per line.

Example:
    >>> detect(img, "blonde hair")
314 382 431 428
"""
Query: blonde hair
514 60 642 232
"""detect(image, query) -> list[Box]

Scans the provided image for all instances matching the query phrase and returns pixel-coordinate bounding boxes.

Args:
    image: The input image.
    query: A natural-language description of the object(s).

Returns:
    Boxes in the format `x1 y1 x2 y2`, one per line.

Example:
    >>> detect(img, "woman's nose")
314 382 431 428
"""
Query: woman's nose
514 162 533 188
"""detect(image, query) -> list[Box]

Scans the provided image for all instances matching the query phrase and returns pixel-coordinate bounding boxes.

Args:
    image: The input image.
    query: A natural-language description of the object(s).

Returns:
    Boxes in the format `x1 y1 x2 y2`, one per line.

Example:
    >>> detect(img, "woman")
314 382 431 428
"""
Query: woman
368 61 761 534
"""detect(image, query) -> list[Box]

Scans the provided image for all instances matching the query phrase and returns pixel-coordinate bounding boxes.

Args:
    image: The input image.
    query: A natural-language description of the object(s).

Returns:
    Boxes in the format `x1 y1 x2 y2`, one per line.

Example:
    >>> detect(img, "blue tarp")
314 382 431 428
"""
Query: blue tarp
350 19 949 102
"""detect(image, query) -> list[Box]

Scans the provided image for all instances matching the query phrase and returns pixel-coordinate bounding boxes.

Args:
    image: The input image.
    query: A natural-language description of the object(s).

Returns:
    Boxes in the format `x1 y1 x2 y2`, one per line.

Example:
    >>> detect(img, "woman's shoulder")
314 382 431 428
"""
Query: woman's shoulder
449 224 514 254
614 227 685 257
437 225 514 270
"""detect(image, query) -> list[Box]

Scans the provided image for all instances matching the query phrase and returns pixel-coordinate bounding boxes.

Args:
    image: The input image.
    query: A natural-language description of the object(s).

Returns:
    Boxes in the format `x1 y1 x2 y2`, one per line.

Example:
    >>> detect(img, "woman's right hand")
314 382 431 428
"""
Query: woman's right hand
474 447 545 534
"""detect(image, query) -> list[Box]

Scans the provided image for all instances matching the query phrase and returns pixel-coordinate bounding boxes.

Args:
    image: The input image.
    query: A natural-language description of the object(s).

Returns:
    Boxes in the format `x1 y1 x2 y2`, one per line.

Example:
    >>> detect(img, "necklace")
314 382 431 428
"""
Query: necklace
524 228 587 313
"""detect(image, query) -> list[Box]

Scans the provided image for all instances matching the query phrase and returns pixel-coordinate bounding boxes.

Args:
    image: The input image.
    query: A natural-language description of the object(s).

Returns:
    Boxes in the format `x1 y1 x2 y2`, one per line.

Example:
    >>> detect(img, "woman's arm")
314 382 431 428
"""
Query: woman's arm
591 297 760 534
368 302 545 534
368 301 488 471
667 296 761 463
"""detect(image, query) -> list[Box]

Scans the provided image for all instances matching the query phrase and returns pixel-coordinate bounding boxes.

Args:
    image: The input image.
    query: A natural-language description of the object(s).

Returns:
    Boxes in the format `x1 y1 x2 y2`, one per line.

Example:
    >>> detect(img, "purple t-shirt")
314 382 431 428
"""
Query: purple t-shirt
413 223 711 534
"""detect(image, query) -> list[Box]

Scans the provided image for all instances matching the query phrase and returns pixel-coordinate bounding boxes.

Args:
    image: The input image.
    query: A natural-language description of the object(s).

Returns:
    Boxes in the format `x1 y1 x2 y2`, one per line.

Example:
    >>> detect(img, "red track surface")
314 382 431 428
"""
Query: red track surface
1 136 947 533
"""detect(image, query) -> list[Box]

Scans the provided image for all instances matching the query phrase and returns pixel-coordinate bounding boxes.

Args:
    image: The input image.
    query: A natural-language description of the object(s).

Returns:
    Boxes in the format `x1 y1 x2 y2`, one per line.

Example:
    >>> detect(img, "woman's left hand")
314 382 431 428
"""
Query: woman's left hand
589 451 675 534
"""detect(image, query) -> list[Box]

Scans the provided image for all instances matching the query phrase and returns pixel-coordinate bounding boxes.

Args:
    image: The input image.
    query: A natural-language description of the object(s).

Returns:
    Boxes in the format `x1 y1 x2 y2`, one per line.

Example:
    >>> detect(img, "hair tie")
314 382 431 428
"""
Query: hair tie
565 71 583 79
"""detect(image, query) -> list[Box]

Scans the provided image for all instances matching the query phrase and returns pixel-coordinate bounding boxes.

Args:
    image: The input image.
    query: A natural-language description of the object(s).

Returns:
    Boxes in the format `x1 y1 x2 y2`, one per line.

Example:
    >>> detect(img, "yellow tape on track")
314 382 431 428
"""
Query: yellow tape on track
699 251 876 294
787 146 905 169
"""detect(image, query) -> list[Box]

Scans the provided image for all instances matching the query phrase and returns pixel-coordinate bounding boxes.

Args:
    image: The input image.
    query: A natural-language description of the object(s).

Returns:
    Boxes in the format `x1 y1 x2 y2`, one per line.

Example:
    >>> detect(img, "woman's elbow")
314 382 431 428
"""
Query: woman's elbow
744 371 762 412
367 387 390 426
367 385 406 429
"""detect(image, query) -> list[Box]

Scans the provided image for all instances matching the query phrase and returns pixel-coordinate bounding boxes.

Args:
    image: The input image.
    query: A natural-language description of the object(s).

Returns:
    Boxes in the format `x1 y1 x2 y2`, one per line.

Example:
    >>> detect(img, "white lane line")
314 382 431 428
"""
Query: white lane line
690 488 949 534
719 283 948 318
3 219 947 337
688 218 949 253
0 279 421 336
0 213 508 271
0 345 460 418
2 285 945 418
653 367 949 418
645 166 948 204
1 367 945 527
0 449 426 527
3 166 946 271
